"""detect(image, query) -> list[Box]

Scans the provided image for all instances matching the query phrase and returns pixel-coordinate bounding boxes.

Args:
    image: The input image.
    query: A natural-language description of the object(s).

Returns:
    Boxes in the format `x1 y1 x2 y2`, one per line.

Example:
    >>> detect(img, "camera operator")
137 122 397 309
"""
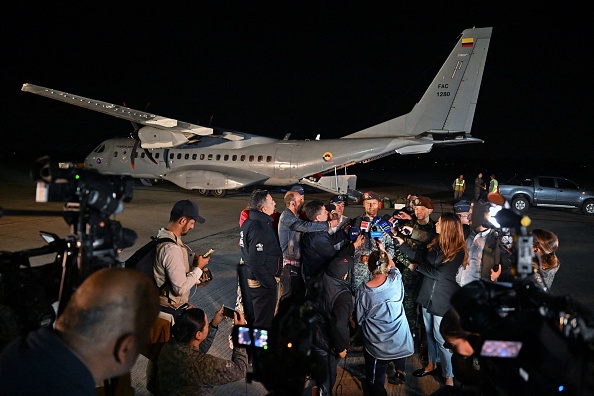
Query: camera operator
437 308 482 395
455 202 512 287
0 268 160 396
157 307 248 395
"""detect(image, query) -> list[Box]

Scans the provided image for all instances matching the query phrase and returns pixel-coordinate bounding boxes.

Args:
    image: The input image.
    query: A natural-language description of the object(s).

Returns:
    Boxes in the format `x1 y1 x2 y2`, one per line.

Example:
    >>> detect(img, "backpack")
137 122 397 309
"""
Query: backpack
125 236 175 288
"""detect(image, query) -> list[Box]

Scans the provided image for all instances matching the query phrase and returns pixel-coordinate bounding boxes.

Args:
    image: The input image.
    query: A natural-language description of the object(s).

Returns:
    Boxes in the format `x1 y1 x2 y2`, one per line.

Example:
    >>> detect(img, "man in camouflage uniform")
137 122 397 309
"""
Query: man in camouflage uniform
350 191 395 292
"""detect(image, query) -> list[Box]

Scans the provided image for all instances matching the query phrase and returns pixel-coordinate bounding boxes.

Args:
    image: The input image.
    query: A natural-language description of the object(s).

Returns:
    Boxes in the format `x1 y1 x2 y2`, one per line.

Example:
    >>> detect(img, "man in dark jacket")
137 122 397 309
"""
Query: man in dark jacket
301 200 347 282
239 190 282 329
311 255 354 395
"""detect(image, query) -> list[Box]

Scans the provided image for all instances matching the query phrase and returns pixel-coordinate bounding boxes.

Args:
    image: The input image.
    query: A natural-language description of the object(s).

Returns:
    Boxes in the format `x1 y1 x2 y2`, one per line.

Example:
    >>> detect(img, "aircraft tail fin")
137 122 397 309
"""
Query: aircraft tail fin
344 27 492 140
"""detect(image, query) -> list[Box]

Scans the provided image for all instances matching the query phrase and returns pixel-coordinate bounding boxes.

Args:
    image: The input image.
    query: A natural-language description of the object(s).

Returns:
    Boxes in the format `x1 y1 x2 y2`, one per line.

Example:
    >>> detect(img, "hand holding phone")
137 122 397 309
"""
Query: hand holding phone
222 306 236 319
202 248 215 258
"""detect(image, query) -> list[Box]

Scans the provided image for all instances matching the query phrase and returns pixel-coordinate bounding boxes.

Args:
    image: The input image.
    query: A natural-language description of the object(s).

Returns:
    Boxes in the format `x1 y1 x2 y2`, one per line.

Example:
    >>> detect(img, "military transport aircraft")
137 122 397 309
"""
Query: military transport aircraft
22 27 492 198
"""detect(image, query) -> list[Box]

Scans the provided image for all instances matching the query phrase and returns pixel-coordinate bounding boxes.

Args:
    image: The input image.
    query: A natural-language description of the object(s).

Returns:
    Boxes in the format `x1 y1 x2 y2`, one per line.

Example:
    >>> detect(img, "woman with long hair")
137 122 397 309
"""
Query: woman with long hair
396 212 468 388
531 229 560 289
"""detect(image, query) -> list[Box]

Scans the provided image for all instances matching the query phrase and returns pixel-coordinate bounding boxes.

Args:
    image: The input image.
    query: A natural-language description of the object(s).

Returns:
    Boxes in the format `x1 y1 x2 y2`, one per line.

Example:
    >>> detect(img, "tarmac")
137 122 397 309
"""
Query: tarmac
2 165 594 395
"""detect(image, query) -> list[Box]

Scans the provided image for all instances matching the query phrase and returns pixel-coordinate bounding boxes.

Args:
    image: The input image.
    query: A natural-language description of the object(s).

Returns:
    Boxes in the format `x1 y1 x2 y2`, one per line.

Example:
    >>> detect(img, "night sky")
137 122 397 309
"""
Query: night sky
2 3 592 182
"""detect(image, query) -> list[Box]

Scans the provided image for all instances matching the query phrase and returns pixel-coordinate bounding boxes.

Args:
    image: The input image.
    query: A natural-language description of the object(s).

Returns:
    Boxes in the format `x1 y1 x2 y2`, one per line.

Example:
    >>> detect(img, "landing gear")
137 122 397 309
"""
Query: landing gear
212 189 227 198
197 189 210 196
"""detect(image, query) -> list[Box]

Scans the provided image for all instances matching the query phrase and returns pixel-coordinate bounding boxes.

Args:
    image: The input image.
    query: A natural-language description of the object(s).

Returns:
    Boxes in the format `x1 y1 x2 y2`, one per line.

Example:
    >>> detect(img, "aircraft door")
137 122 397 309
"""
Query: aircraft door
274 145 296 179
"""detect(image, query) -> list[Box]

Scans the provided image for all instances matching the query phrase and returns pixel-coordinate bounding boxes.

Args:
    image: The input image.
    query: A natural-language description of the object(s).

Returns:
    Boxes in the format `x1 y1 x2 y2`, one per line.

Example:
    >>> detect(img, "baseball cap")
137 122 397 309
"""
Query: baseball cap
413 196 434 209
454 200 472 214
362 191 380 201
330 194 348 205
326 256 355 279
171 200 205 223
290 185 305 195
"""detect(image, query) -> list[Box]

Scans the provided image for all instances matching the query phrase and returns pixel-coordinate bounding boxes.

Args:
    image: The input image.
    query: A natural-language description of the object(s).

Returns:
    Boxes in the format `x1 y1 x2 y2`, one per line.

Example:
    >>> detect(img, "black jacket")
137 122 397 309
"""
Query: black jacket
301 228 348 280
311 270 353 355
400 243 462 316
240 210 282 289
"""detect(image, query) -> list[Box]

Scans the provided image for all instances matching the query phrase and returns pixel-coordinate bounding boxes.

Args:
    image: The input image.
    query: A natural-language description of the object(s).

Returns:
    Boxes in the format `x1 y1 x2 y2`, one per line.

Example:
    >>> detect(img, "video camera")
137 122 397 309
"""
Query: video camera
452 193 594 395
0 157 136 346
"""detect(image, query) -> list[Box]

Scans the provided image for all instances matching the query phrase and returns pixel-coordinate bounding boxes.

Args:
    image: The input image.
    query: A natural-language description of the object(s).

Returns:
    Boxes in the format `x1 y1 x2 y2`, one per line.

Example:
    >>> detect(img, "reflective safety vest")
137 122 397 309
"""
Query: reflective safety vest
453 178 465 191
490 179 499 193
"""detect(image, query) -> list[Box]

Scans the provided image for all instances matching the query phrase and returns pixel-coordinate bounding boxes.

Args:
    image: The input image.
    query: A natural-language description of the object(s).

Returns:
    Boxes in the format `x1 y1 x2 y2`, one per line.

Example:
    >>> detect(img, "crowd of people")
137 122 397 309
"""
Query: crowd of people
0 175 562 395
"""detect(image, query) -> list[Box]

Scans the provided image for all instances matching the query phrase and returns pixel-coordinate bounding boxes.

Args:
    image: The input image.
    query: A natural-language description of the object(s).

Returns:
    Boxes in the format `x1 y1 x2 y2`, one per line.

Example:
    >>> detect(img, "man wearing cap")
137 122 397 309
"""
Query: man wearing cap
311 254 355 394
454 200 472 239
351 191 395 291
328 195 351 250
278 187 329 304
154 200 210 309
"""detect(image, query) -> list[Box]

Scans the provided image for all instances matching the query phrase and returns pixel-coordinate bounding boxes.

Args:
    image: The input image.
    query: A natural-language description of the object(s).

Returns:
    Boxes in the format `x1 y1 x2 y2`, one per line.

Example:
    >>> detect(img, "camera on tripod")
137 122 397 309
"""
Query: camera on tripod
0 157 136 348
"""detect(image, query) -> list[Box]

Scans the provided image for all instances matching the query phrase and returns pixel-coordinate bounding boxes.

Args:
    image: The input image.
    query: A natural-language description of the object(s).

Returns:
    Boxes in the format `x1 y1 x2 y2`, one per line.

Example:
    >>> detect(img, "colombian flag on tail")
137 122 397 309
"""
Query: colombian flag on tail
462 38 474 48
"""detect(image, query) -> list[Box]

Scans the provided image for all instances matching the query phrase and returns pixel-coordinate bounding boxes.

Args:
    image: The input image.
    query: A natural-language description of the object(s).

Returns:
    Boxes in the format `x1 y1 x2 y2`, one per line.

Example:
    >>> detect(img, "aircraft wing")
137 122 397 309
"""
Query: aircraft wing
21 83 243 148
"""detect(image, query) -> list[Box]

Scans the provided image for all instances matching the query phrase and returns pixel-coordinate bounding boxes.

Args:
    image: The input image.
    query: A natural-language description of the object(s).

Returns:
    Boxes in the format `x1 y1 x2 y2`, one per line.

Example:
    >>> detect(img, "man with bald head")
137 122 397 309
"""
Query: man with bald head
0 268 159 395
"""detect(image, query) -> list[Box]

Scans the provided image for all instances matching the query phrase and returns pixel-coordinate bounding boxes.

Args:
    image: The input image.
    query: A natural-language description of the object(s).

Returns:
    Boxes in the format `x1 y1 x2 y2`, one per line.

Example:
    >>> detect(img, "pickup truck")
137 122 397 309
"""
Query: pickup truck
498 175 594 215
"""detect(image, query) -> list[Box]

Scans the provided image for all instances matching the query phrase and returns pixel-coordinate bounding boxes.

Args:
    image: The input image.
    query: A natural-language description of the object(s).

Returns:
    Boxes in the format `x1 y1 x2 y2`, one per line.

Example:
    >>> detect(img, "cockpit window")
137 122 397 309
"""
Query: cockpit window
93 144 106 153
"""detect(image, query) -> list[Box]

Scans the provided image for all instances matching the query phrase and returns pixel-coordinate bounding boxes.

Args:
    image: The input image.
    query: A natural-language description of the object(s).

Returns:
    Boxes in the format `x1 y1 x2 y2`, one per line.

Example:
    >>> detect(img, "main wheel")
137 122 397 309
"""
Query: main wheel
582 200 594 215
212 189 227 198
511 196 528 212
197 189 210 196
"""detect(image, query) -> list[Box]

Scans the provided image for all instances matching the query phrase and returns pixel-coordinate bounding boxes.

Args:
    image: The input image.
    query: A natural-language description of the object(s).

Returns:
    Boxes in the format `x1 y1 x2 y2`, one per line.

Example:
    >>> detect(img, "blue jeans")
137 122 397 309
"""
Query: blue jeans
422 307 454 378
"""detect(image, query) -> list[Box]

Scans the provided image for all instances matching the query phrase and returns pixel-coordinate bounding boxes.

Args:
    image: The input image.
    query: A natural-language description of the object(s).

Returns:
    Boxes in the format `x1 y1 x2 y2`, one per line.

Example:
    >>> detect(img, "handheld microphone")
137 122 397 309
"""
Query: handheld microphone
360 217 371 233
349 226 360 241
372 216 395 238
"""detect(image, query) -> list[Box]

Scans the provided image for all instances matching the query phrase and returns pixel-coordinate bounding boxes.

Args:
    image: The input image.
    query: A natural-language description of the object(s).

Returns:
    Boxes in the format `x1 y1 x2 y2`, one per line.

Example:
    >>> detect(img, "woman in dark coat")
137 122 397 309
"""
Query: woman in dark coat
397 212 468 388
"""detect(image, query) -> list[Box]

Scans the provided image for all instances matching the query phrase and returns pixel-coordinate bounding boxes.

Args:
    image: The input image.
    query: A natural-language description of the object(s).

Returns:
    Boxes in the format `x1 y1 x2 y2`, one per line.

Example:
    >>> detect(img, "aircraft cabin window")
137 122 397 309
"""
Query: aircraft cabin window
267 156 272 162
249 155 255 162
232 155 237 161
200 154 205 160
177 153 182 160
192 154 197 160
155 153 160 159
241 155 246 161
114 151 118 157
135 152 139 158
141 152 145 158
169 153 174 160
216 154 221 161
224 155 229 161
208 154 213 160
185 154 189 160
258 155 263 162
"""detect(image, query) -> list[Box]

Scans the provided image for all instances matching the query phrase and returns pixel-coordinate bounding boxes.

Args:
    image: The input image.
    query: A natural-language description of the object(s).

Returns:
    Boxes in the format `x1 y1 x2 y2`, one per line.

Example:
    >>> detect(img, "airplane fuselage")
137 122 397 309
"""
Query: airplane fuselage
84 136 432 191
